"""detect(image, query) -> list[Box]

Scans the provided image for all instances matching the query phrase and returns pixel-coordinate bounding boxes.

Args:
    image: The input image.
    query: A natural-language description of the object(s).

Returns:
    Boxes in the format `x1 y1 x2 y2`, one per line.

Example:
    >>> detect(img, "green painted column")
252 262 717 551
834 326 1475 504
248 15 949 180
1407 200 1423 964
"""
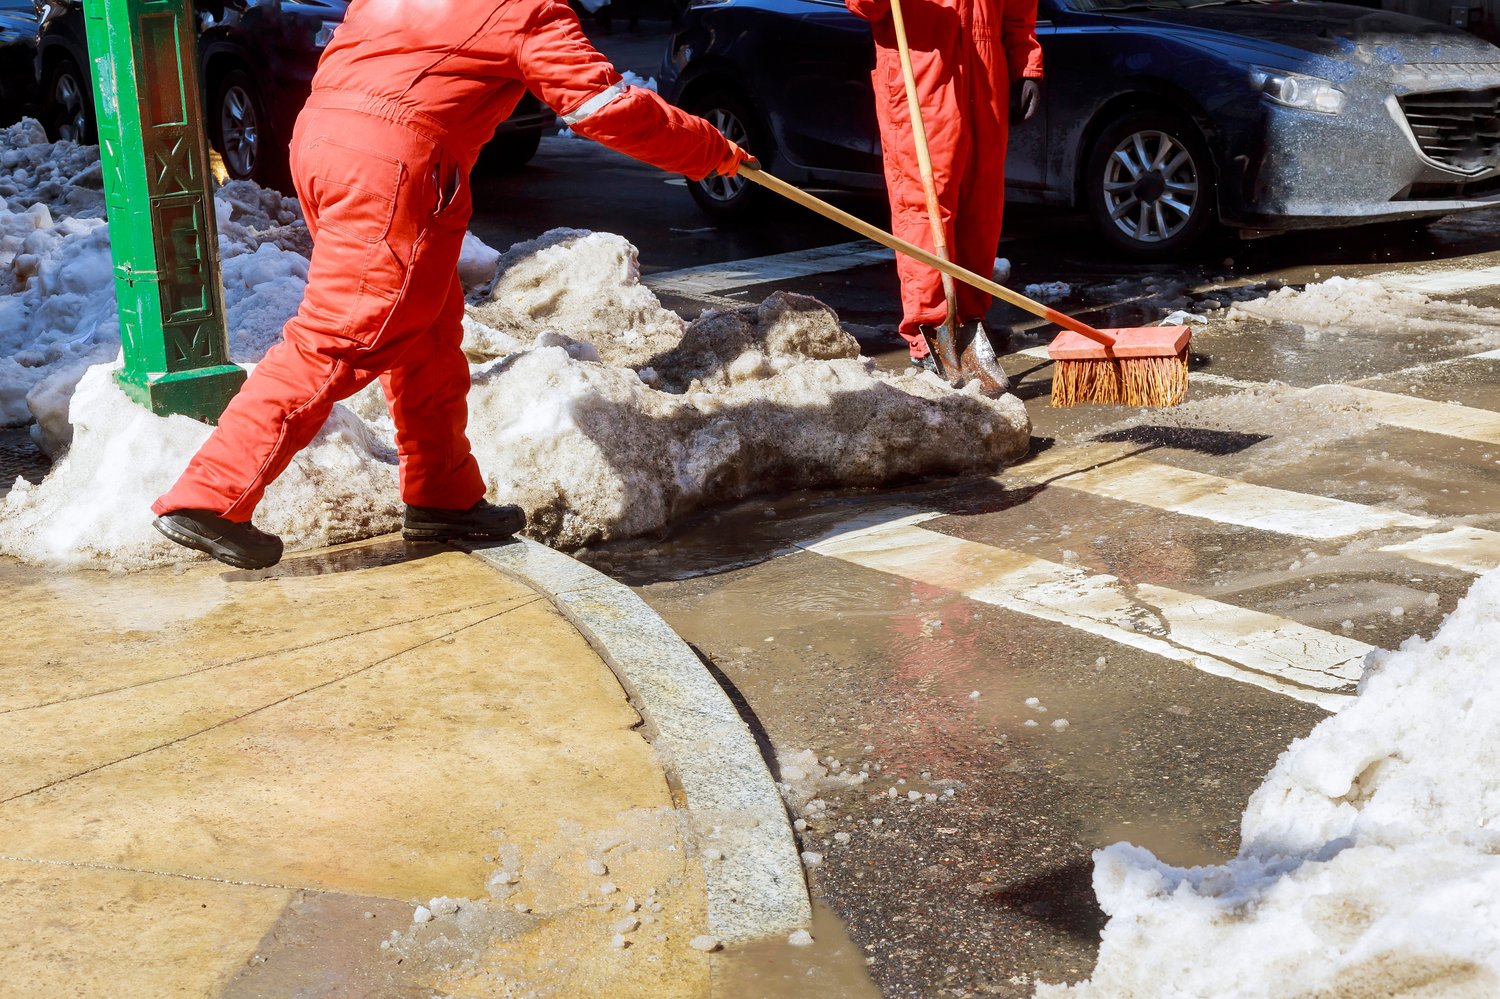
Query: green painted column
82 0 245 422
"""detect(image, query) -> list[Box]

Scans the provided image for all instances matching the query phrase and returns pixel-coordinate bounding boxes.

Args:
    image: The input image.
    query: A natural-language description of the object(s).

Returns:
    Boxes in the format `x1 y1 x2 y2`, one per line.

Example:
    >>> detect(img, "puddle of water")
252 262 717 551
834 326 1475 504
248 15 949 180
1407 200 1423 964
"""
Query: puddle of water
715 900 881 999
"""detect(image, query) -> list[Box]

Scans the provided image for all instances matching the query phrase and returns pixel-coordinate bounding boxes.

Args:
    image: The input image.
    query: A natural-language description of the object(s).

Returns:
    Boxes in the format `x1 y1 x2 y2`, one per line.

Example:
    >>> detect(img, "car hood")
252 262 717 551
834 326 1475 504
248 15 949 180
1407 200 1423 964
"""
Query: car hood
1103 2 1500 79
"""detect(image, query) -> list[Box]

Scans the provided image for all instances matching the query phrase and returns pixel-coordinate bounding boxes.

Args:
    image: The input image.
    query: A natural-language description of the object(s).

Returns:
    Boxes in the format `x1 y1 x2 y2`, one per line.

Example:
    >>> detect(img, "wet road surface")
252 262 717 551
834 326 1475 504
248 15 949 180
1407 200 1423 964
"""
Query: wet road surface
551 123 1500 993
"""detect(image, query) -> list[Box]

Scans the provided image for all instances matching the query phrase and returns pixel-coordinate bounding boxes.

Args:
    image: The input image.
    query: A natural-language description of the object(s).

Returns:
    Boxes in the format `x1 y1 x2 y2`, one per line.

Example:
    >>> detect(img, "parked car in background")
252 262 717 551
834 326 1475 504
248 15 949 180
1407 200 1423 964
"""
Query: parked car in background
32 0 555 190
662 0 1500 258
0 0 39 127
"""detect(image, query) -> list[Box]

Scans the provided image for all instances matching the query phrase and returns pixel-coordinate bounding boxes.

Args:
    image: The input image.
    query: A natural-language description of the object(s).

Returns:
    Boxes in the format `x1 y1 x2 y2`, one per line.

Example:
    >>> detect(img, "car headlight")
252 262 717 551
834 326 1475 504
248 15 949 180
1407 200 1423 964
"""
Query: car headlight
314 20 339 49
1250 67 1345 115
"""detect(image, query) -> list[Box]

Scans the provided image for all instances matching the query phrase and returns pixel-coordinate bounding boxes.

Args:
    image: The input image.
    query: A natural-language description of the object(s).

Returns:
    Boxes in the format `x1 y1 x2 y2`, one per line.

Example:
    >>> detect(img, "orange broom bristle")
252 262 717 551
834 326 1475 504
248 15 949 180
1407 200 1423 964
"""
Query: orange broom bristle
1048 326 1192 408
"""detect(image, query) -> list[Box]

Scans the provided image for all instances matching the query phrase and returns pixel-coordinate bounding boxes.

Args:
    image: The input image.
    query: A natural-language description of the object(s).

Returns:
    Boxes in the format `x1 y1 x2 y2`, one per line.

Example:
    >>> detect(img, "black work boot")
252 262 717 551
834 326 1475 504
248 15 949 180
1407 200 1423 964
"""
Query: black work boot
153 509 284 570
909 353 940 374
403 499 526 542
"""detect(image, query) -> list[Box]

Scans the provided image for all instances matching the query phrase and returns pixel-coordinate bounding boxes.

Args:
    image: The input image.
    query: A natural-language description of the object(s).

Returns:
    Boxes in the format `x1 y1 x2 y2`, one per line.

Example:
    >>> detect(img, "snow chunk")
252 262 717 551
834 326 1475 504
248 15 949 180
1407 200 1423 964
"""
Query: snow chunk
465 228 685 367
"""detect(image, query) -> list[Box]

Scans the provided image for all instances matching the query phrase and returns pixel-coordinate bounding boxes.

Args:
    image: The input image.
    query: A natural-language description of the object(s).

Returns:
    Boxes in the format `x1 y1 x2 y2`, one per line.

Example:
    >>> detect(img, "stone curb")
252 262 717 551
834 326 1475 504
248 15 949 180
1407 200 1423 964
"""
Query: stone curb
465 539 812 945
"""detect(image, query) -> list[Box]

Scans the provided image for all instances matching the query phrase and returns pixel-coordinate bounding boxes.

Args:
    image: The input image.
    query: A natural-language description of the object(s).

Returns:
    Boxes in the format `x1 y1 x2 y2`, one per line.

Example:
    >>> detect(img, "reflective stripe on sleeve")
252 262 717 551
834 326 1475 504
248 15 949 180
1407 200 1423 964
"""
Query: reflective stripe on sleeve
560 81 629 126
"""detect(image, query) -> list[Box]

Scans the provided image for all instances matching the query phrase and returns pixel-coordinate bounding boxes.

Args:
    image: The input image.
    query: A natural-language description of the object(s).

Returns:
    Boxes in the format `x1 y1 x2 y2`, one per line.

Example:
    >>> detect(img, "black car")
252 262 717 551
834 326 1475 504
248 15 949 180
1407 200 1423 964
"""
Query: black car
33 0 555 189
662 0 1500 258
0 0 38 127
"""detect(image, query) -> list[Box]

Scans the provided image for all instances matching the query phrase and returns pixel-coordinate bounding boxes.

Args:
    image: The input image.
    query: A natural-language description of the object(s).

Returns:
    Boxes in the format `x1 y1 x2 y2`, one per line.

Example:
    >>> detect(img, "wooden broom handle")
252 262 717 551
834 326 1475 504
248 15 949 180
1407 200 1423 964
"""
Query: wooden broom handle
740 164 1118 347
888 0 958 333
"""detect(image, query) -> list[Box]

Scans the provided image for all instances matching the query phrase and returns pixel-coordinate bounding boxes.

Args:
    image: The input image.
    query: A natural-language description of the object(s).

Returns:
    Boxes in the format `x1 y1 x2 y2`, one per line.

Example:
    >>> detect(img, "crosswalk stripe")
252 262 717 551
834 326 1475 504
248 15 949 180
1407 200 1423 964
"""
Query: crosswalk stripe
1014 443 1436 540
1379 526 1500 574
799 511 1362 711
643 241 889 298
1375 265 1500 294
1327 386 1500 446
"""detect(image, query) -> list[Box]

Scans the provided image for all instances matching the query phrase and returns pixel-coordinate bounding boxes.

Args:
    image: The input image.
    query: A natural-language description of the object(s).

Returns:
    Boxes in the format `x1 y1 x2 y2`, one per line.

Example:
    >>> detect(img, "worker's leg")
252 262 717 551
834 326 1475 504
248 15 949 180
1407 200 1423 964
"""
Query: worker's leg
954 45 1010 324
154 110 469 522
379 271 485 509
872 44 964 359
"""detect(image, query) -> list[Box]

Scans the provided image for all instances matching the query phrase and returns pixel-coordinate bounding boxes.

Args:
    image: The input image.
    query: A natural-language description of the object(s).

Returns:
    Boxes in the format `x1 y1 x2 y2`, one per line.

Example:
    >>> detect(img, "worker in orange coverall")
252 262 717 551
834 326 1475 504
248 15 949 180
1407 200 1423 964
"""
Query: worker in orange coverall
846 0 1042 393
152 0 751 570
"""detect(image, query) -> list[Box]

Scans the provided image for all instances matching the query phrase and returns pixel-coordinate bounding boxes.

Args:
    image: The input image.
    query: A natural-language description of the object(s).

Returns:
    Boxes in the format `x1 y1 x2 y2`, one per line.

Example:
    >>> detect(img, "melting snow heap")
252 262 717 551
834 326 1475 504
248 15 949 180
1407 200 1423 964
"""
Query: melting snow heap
0 120 1028 570
1042 569 1500 998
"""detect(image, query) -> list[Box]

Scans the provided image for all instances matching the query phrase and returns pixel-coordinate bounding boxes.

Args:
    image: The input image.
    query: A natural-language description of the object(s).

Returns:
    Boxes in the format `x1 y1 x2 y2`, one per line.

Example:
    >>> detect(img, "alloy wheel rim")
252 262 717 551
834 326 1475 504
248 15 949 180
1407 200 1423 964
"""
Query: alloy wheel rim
1102 129 1199 244
220 85 259 178
55 72 85 141
700 107 749 202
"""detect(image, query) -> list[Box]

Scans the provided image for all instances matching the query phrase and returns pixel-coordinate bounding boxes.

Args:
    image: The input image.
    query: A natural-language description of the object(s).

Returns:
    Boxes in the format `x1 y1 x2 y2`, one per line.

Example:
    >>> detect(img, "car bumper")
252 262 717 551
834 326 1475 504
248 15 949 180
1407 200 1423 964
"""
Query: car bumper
1224 92 1500 230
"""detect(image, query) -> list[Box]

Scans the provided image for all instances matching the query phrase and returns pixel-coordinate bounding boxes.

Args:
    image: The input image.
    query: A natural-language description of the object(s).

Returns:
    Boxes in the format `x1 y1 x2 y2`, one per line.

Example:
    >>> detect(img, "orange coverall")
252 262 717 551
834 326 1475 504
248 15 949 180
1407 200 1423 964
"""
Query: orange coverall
846 0 1043 358
155 0 738 521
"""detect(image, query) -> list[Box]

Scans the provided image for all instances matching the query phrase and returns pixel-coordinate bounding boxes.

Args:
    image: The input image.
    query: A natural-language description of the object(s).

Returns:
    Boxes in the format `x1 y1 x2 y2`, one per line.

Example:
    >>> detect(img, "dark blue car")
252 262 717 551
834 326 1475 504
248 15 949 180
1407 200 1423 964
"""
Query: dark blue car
661 0 1500 257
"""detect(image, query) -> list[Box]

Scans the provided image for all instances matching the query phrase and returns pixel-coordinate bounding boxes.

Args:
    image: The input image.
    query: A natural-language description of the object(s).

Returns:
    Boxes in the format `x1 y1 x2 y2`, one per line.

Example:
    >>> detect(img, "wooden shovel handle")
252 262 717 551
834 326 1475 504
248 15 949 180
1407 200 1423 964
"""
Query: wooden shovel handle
739 164 1118 348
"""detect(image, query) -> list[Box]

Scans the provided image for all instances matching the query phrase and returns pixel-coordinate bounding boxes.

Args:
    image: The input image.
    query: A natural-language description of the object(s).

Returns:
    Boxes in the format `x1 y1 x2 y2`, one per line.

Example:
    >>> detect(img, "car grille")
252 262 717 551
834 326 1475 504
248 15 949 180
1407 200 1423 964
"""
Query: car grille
1398 89 1500 173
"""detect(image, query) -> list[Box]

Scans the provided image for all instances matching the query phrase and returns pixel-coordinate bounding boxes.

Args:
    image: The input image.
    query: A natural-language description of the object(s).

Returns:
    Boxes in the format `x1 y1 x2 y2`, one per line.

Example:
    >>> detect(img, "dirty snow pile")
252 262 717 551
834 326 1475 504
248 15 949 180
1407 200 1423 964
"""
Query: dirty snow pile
0 125 1029 570
1227 274 1500 346
1 361 401 567
0 118 316 434
1040 569 1500 999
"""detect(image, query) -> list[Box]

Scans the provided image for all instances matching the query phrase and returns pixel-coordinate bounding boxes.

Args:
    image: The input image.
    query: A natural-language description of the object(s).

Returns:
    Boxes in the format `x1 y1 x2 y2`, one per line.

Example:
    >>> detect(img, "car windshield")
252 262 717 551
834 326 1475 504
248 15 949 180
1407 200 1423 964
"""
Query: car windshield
1065 0 1284 11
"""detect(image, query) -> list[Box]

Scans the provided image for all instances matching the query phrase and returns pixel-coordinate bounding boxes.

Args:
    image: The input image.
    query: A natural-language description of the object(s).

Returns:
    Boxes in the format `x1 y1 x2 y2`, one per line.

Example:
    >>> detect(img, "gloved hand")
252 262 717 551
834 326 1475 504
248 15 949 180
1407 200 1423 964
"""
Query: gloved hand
715 141 757 178
1010 78 1041 125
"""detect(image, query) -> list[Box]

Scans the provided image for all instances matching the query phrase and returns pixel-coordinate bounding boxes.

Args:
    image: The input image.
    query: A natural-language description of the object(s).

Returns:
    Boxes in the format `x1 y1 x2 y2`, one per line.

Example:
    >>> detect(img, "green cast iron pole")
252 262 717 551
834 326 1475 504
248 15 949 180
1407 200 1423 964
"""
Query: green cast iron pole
82 0 245 422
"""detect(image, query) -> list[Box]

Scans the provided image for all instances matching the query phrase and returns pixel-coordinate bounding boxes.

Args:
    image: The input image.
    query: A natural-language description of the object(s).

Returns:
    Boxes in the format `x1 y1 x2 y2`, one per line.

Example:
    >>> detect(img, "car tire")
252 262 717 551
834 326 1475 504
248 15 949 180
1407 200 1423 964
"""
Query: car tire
476 129 543 173
1085 110 1217 260
210 67 283 187
684 89 772 221
41 55 94 144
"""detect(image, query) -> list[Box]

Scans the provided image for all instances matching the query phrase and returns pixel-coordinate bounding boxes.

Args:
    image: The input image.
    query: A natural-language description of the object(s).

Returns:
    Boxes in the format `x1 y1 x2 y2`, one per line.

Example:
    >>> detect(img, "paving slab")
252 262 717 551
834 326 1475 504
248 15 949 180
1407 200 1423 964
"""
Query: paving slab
0 538 773 997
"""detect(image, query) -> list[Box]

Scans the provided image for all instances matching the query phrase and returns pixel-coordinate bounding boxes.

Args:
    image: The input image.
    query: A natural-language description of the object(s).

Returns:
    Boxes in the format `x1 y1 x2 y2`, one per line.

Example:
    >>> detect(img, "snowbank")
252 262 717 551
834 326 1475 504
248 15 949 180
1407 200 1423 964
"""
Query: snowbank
1041 569 1500 998
465 291 1026 548
0 125 1030 570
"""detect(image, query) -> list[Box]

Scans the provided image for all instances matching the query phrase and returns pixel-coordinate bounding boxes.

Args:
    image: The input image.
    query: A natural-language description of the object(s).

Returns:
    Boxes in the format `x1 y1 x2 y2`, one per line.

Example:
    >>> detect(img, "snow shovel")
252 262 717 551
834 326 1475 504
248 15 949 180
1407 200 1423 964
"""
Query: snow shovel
738 163 1193 406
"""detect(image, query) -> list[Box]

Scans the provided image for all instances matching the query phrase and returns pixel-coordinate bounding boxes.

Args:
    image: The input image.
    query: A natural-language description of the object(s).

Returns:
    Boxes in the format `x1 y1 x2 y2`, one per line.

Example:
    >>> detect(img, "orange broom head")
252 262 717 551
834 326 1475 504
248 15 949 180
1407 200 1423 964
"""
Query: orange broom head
1048 326 1192 409
1045 325 1192 361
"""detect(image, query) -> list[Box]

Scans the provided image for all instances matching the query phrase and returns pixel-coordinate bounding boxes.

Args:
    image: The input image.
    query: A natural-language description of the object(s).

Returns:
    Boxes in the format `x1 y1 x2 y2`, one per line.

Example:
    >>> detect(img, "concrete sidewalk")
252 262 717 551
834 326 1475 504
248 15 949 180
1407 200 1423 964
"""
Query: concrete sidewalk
0 537 778 997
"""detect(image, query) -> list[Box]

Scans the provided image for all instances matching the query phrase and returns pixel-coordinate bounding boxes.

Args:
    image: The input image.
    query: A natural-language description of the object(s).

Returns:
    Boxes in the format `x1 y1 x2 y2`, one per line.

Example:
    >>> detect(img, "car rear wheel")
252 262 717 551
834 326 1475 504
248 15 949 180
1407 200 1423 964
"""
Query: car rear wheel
211 68 280 187
685 89 771 221
1085 110 1216 260
41 56 93 144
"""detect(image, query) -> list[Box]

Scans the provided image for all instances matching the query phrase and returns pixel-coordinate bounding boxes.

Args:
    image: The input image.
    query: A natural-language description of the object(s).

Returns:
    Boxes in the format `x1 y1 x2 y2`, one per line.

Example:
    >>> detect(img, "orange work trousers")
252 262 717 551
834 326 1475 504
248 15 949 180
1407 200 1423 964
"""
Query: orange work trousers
872 7 1013 358
153 104 485 521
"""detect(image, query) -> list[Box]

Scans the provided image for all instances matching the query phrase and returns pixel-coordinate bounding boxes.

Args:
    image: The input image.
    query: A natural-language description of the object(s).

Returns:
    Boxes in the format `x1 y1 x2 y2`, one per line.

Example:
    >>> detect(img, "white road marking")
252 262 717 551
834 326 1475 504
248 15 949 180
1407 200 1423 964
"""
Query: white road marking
1015 443 1436 540
1330 386 1500 446
1376 265 1500 294
800 512 1362 711
1380 527 1500 574
644 241 890 298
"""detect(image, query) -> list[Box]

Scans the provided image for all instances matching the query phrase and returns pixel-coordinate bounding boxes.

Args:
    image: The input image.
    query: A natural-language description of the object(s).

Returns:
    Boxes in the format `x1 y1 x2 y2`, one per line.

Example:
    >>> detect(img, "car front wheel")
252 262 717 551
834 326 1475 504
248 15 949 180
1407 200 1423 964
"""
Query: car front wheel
1085 110 1216 260
211 68 281 187
685 89 770 221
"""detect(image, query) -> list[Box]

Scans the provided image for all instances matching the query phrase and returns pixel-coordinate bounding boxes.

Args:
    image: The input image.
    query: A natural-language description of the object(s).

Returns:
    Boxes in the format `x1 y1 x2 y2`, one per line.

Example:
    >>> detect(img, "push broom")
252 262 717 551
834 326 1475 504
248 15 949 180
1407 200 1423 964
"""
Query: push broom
740 163 1192 407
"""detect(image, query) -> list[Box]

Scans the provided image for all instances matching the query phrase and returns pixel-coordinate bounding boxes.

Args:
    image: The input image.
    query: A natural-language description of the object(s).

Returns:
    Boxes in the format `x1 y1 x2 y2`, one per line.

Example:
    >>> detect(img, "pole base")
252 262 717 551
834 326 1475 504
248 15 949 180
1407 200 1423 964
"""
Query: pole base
115 364 247 425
